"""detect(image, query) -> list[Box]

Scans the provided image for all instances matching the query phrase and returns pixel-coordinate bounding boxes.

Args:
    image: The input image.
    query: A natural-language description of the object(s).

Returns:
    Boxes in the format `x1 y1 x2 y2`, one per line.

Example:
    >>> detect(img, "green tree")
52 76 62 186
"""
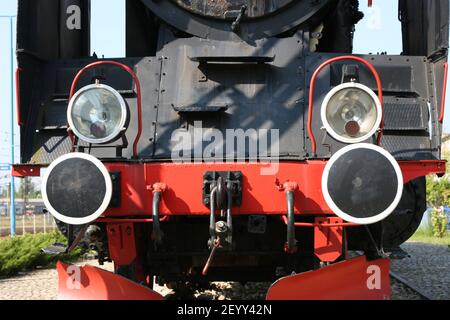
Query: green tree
426 151 450 237
14 178 37 199
426 176 450 208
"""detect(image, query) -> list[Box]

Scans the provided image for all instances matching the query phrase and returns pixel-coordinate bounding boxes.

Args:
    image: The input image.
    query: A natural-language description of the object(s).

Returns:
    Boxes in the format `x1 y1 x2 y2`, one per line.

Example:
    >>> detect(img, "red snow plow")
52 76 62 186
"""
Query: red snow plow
57 256 390 300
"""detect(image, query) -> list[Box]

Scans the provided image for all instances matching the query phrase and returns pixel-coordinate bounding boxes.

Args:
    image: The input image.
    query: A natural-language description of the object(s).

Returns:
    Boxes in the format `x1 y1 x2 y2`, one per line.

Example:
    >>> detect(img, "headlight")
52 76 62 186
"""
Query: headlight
321 82 382 144
67 84 127 144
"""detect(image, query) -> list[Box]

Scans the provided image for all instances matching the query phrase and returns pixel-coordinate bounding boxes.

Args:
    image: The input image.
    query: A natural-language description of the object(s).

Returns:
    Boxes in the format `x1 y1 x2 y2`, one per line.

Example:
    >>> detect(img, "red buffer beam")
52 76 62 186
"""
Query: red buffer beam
95 160 445 217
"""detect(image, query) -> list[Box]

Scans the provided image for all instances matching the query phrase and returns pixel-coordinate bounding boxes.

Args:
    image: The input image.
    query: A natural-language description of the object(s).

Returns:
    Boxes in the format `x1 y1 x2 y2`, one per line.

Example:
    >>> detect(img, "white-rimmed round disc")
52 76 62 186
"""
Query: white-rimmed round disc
42 153 112 225
322 143 404 225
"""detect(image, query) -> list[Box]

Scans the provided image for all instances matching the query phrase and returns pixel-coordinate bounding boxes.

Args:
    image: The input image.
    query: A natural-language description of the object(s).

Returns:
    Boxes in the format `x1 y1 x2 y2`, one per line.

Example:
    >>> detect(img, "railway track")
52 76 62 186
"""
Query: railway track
390 271 433 300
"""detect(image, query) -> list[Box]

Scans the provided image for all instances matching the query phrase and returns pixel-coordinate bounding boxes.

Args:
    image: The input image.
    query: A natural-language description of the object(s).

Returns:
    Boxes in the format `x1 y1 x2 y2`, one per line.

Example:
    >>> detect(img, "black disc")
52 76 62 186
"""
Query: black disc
43 154 112 225
323 144 402 224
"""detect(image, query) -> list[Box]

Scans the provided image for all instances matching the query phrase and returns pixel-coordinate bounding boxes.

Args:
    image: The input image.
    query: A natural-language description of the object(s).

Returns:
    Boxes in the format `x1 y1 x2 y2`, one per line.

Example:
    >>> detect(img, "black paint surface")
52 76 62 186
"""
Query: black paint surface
327 149 398 219
46 158 107 218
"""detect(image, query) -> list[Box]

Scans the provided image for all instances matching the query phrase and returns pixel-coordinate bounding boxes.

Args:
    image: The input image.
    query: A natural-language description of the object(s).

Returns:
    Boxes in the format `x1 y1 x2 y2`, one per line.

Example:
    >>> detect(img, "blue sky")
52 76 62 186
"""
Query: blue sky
0 0 449 169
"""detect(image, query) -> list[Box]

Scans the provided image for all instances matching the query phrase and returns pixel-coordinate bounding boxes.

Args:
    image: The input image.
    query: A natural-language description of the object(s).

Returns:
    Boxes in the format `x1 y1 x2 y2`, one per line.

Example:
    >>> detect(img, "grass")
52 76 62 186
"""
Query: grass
0 231 84 277
408 228 450 246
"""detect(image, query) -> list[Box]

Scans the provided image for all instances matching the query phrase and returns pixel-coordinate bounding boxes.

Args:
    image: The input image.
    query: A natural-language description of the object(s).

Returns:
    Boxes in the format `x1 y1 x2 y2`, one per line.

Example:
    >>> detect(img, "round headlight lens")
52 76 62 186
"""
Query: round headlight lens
321 83 382 144
68 84 127 144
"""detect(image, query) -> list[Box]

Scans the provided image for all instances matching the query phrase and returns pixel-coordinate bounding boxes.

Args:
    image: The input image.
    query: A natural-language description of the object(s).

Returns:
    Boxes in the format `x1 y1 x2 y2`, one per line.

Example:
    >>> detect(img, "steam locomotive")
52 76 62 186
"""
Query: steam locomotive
13 0 449 299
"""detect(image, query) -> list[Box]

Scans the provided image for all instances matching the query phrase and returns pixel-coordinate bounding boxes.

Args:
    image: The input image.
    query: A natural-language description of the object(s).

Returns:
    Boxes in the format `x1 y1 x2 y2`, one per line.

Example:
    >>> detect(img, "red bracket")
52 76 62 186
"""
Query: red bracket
107 223 137 266
12 165 42 177
314 217 343 263
276 180 299 192
148 182 168 193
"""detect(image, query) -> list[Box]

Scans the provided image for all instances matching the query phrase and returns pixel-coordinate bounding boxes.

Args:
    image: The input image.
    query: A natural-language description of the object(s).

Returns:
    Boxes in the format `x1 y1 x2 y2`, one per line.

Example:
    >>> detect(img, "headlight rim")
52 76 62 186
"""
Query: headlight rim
67 83 128 144
320 82 382 144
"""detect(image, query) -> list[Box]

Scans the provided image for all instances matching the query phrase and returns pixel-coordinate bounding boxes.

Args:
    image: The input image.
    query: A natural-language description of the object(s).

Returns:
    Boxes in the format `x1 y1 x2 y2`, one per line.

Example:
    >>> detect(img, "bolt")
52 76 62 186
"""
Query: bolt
216 221 228 233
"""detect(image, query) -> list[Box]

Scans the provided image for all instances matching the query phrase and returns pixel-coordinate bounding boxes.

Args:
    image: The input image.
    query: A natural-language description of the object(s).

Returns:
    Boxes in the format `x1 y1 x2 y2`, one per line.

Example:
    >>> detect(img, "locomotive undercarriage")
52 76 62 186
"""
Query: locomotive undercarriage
58 176 424 285
140 216 317 284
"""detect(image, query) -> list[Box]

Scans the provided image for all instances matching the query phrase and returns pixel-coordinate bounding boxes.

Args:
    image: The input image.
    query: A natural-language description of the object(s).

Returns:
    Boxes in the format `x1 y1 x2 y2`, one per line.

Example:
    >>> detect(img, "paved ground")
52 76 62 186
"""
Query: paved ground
0 242 449 300
0 261 100 300
390 242 450 300
0 268 58 300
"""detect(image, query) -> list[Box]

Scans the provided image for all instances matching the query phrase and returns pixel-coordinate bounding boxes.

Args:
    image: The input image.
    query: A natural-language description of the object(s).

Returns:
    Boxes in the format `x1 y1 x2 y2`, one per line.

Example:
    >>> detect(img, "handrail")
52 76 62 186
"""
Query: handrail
307 56 384 155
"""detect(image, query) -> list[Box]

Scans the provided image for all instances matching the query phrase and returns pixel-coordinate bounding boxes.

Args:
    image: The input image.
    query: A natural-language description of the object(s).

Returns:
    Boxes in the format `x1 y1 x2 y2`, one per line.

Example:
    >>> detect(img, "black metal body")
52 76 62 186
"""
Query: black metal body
16 0 448 165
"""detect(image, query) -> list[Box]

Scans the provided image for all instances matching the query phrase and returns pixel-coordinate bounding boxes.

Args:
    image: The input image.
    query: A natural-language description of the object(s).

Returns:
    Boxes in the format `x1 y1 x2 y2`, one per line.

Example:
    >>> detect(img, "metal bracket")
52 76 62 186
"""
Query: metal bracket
314 217 344 262
203 171 242 208
42 225 88 255
107 223 137 266
109 171 121 208
341 64 360 83
12 165 42 177
231 5 247 32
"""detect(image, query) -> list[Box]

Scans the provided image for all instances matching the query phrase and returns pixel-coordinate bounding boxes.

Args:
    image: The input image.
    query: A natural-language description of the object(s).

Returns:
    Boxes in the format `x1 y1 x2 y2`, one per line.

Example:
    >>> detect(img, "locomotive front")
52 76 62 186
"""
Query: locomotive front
14 0 449 299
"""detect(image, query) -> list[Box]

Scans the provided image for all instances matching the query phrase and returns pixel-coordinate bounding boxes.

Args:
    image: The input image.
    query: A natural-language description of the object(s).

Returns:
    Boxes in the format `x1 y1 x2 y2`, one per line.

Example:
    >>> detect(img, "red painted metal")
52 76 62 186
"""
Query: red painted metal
400 160 446 182
97 216 169 223
281 216 359 227
266 256 391 300
11 164 42 177
439 62 448 123
276 180 299 192
99 160 443 217
368 0 373 7
11 159 444 214
68 61 143 157
106 223 137 266
314 217 343 262
56 262 164 300
15 68 23 126
307 56 384 154
104 161 329 216
149 182 168 193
